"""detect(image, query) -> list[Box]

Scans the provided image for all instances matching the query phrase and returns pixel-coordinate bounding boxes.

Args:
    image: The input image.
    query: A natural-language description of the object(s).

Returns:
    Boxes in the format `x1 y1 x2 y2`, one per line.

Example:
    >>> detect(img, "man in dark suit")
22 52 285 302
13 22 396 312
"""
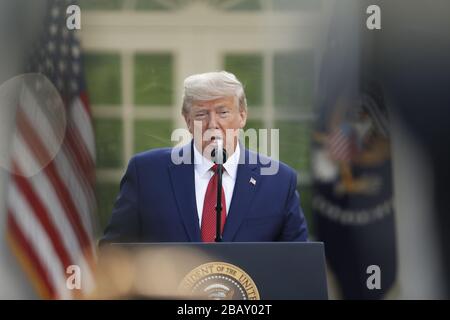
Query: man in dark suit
101 71 308 243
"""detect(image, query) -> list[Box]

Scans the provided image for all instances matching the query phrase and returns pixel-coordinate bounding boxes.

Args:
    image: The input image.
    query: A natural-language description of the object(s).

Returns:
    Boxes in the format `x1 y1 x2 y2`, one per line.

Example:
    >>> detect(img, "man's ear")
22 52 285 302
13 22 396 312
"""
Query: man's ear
239 108 247 129
183 113 193 134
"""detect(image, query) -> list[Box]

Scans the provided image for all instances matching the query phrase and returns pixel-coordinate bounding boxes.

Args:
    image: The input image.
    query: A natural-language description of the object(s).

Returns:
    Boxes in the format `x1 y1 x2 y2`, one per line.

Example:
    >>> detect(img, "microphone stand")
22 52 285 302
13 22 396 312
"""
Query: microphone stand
213 141 227 243
215 162 223 243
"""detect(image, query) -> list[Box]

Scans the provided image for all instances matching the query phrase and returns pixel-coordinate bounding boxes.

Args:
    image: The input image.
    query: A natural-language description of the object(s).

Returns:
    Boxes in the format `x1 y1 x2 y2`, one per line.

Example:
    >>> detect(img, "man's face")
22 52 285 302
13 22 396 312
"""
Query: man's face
183 96 247 158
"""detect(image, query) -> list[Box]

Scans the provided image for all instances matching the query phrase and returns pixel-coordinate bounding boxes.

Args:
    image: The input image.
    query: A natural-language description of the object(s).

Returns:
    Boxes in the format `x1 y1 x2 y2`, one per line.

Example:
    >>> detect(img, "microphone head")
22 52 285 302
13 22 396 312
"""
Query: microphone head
211 139 227 164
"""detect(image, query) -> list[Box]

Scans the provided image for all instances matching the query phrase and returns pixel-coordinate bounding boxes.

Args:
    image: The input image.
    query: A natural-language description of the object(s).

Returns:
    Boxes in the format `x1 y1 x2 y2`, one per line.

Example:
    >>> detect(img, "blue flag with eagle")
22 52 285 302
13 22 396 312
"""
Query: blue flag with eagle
311 0 397 299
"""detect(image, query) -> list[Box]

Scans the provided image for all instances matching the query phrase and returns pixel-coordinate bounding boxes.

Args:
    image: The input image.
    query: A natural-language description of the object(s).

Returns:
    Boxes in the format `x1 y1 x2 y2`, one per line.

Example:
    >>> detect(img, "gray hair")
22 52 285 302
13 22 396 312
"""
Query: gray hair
181 71 247 115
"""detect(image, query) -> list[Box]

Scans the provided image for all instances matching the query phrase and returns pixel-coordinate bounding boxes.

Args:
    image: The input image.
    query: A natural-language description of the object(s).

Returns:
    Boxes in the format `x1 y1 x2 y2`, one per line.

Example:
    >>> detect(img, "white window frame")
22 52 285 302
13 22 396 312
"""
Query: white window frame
81 4 323 185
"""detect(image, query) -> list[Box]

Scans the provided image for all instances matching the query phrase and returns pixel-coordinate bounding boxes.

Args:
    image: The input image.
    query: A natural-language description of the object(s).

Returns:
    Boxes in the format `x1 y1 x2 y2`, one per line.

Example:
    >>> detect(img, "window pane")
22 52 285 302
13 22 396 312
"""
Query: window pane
225 54 263 107
96 182 119 233
94 118 123 168
276 120 311 172
134 120 173 153
242 119 263 153
273 51 314 110
84 53 121 105
80 0 123 11
134 53 173 106
245 119 264 131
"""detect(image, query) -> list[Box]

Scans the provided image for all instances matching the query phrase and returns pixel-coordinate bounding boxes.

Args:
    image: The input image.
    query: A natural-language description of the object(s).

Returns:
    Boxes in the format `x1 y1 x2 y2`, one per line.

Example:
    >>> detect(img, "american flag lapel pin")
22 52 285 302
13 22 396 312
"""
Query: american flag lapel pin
249 177 256 186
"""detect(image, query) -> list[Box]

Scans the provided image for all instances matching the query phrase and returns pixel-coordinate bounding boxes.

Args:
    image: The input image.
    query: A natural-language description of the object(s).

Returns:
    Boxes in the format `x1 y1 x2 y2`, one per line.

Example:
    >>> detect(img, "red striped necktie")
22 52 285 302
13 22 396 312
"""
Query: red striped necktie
201 164 227 242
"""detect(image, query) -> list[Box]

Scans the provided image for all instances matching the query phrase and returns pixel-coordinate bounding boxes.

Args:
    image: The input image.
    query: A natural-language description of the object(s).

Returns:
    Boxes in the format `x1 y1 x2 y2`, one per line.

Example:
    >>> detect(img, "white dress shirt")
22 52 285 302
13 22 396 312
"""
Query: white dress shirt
193 143 240 226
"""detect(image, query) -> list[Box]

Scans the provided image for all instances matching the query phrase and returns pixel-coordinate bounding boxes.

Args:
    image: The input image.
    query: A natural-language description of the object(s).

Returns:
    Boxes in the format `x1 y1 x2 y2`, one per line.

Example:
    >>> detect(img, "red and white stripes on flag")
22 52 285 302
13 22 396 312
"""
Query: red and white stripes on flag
7 92 96 300
326 126 357 162
5 0 97 299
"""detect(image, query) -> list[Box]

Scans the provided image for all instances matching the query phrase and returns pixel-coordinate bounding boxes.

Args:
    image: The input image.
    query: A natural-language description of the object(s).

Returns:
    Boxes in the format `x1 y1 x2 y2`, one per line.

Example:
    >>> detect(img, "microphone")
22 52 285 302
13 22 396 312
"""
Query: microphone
211 138 227 164
210 138 227 242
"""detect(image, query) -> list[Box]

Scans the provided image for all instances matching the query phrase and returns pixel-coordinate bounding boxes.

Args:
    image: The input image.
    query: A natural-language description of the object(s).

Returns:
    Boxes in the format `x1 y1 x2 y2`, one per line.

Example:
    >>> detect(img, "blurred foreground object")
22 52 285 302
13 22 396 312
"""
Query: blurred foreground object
91 245 212 299
0 0 97 299
314 0 450 299
312 0 396 299
378 0 450 299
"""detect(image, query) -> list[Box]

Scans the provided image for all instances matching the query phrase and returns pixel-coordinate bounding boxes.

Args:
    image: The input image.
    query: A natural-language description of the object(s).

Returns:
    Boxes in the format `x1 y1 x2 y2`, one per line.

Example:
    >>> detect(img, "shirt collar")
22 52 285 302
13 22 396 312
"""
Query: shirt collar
193 142 240 180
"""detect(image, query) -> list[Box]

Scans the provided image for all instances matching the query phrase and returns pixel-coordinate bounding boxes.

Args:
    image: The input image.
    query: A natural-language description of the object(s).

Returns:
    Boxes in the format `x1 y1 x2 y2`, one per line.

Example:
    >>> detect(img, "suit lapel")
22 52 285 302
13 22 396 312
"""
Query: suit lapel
222 148 259 241
168 142 201 242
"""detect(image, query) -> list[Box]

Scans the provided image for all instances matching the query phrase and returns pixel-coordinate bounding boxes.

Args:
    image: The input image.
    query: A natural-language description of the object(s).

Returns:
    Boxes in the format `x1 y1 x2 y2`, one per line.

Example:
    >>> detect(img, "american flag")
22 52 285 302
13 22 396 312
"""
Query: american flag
6 0 96 299
326 124 357 162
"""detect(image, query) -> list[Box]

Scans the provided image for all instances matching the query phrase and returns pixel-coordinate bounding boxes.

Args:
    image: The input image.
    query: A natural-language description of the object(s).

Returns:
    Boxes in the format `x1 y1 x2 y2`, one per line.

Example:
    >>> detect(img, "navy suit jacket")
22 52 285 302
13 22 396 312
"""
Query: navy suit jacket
100 142 308 244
